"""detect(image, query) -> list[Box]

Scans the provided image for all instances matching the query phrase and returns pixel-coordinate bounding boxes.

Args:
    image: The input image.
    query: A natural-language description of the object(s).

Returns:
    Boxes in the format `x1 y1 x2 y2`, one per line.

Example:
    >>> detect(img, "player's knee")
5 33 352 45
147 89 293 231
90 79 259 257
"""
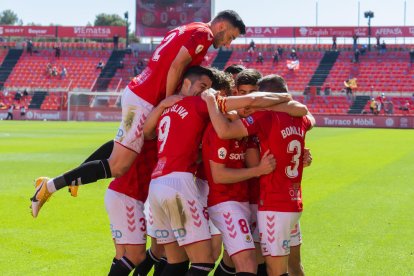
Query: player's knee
109 161 130 178
232 251 257 273
125 250 147 266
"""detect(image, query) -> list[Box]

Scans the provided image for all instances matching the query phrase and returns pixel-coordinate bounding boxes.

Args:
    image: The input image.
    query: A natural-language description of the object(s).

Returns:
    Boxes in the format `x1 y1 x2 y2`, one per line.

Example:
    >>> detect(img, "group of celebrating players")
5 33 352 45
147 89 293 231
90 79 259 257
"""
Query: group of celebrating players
30 10 315 276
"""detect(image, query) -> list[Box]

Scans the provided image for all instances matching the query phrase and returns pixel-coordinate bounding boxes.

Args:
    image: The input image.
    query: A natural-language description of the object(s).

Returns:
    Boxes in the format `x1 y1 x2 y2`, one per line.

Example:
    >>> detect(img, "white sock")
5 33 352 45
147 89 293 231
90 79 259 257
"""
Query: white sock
46 179 57 193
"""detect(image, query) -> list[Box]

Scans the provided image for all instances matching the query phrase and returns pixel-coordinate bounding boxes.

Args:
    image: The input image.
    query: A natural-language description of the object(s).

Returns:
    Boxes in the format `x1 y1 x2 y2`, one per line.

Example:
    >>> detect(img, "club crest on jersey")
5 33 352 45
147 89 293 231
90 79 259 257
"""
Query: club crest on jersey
246 116 254 125
218 147 227 159
195 45 204 54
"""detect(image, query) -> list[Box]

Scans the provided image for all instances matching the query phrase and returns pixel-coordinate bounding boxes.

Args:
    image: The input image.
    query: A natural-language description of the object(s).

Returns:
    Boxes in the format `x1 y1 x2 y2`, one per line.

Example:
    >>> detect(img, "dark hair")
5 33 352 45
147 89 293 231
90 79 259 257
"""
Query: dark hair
183 66 214 83
235 69 262 88
224 64 246 75
257 74 288 93
210 67 234 96
213 10 246 35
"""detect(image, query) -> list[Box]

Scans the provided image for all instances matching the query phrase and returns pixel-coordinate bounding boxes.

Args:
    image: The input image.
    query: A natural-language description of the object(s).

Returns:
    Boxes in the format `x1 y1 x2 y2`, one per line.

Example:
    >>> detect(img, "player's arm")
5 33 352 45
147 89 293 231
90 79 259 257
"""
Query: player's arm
225 92 292 112
143 95 183 139
209 150 275 184
245 147 260 168
166 46 192 97
202 90 248 139
262 100 309 117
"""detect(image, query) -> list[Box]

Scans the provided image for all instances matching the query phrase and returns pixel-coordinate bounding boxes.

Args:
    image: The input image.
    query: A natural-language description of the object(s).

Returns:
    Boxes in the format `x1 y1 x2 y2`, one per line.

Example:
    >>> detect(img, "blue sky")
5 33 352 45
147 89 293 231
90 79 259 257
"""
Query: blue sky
3 0 414 28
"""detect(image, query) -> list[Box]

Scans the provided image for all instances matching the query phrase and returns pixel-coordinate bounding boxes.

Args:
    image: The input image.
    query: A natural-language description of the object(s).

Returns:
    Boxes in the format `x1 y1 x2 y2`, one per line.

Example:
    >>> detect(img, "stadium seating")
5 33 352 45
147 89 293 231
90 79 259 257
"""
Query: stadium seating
4 49 111 90
0 48 8 66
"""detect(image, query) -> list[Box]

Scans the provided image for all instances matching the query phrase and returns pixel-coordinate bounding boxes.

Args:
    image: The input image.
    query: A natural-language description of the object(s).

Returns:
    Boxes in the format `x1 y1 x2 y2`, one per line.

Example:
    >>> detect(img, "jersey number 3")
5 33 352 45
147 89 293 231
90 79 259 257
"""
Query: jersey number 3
286 140 301 178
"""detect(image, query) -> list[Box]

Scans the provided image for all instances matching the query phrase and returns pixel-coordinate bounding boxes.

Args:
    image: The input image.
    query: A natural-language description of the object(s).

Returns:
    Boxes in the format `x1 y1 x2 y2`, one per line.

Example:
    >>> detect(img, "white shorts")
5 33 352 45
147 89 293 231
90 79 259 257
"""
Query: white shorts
209 201 255 256
290 222 302 247
249 204 260 243
148 172 211 246
144 199 155 238
196 178 221 236
104 189 147 245
258 211 301 257
115 87 154 154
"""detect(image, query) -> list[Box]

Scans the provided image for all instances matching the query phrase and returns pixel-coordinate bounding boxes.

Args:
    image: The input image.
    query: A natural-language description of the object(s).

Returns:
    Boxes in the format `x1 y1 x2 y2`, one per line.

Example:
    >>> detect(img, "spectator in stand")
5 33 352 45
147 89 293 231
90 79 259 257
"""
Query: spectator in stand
376 93 385 114
344 78 356 102
96 60 105 70
54 45 61 59
133 63 141 76
324 83 332 96
273 49 280 63
247 47 254 62
352 34 358 51
384 99 394 114
380 41 387 54
256 52 264 64
370 98 377 114
14 91 22 101
290 48 298 60
399 100 410 114
354 48 360 63
52 66 58 77
20 105 26 117
277 46 283 59
23 89 28 97
118 60 124 69
409 49 414 65
27 40 33 56
332 35 337 50
360 44 367 55
60 66 67 79
248 39 255 51
6 105 13 120
46 63 53 76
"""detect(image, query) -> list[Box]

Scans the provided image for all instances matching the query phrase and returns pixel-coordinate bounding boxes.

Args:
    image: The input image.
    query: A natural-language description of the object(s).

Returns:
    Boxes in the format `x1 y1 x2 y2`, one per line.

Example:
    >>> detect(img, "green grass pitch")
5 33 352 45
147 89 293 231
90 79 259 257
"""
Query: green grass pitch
0 121 413 275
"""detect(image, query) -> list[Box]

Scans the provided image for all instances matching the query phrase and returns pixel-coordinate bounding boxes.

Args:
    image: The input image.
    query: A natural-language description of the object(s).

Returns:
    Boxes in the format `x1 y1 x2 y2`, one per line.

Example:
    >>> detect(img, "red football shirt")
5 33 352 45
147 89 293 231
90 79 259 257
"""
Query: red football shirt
128 22 213 106
108 139 158 201
151 96 210 178
241 111 312 212
202 123 249 207
246 135 260 205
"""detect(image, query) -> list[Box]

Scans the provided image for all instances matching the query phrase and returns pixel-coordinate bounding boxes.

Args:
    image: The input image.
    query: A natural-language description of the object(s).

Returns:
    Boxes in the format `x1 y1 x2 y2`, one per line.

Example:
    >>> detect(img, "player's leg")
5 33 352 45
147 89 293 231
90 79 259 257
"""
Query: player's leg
259 211 301 276
133 238 166 276
105 189 147 275
215 250 236 276
288 223 304 276
82 140 114 164
250 203 267 276
209 202 256 274
30 87 152 217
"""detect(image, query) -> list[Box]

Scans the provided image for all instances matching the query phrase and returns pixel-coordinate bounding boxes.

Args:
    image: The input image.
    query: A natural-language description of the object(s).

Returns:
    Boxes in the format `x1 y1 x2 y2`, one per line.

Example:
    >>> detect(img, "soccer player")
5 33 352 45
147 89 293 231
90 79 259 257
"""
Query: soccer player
201 74 315 276
30 10 246 218
143 66 297 275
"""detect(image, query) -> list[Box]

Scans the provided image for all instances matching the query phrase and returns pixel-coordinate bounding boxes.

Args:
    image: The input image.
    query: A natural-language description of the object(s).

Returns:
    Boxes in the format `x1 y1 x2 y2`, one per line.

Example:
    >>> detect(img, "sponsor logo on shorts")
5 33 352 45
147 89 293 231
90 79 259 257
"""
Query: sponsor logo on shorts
110 224 123 239
218 147 227 159
155 229 170 238
282 239 290 251
173 228 187 239
245 234 253 243
116 128 124 139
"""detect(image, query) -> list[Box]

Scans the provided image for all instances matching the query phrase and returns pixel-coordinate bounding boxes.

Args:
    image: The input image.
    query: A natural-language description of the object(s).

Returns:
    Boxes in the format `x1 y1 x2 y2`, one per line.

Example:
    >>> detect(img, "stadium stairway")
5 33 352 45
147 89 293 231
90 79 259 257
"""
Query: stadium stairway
307 51 340 90
94 50 126 91
29 91 48 109
0 49 23 90
348 95 371 114
211 48 233 70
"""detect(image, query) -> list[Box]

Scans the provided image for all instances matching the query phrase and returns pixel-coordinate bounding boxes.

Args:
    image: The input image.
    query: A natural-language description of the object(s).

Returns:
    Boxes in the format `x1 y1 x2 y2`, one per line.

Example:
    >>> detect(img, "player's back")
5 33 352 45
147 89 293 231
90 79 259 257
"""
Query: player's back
152 96 209 178
255 111 312 212
128 22 213 106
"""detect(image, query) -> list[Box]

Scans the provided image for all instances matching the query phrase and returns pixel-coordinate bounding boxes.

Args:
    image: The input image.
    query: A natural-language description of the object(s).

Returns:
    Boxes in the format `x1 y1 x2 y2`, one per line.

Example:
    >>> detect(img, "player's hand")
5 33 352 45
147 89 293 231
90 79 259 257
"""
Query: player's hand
303 148 312 167
201 88 217 102
160 95 183 108
257 150 276 175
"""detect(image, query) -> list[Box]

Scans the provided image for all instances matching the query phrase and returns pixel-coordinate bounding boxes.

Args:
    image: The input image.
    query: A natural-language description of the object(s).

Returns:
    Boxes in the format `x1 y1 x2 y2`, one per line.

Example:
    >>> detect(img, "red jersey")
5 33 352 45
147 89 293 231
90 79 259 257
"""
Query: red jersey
246 136 260 205
152 96 210 178
202 123 249 207
128 22 213 106
108 139 158 201
241 111 312 212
